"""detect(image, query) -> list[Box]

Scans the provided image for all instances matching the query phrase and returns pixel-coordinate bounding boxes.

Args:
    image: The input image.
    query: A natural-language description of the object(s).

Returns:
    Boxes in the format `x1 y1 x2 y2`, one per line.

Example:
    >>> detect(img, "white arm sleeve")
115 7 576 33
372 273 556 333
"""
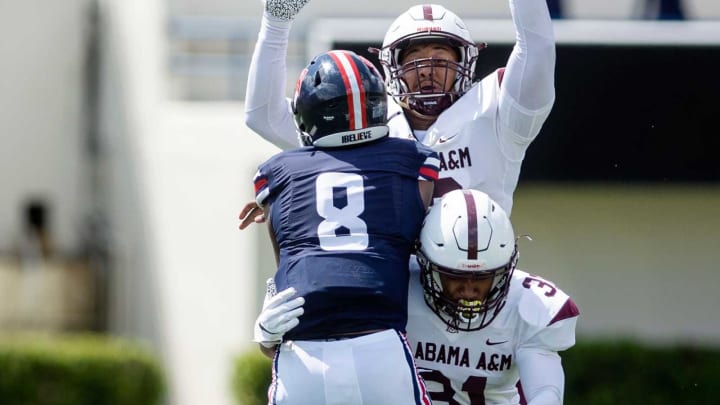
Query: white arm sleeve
516 348 565 405
244 14 299 150
498 0 556 144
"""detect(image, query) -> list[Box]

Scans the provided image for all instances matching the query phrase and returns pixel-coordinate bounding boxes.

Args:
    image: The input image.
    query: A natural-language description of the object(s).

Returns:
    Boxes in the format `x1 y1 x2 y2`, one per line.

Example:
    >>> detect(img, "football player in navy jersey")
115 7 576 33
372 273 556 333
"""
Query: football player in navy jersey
256 189 579 405
251 49 438 405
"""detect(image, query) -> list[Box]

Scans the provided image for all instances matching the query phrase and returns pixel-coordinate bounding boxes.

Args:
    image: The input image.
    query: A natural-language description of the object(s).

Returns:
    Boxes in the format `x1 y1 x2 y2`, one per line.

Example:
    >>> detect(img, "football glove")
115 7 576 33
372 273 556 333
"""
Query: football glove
253 278 305 348
263 0 311 21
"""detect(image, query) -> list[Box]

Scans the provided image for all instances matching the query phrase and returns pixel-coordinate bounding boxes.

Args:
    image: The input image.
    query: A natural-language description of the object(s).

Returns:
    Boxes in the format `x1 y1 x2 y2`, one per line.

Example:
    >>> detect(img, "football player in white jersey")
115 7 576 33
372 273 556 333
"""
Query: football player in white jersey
409 188 578 404
241 0 555 227
255 189 579 404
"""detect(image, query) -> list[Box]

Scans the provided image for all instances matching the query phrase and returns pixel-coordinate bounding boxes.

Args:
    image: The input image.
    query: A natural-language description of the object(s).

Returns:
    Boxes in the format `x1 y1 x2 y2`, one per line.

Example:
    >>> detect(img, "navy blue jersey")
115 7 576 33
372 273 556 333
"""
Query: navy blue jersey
254 136 439 340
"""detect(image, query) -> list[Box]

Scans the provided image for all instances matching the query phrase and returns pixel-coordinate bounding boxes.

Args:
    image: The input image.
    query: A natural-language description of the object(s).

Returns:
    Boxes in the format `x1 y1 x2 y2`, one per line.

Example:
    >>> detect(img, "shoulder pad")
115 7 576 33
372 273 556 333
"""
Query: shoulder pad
513 270 579 328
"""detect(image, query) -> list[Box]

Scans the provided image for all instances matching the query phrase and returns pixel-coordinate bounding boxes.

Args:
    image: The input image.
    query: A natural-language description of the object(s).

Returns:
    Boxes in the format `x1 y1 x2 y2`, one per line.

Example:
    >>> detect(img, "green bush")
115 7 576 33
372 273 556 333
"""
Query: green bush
231 340 720 405
563 339 720 404
231 348 272 405
0 332 165 405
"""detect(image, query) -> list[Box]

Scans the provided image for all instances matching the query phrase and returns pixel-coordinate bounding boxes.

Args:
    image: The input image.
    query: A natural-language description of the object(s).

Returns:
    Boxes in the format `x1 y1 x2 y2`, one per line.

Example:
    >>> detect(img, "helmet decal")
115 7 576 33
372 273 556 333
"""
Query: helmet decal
462 190 479 260
422 4 434 20
327 50 367 131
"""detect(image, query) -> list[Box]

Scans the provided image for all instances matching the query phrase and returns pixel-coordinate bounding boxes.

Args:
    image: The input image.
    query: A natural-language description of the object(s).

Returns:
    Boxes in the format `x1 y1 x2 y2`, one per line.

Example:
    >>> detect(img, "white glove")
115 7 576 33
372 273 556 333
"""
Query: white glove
264 0 311 21
253 278 305 348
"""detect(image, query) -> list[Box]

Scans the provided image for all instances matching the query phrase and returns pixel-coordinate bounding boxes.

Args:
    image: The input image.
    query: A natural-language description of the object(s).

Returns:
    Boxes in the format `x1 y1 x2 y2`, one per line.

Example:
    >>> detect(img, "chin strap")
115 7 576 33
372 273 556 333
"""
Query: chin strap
399 100 438 126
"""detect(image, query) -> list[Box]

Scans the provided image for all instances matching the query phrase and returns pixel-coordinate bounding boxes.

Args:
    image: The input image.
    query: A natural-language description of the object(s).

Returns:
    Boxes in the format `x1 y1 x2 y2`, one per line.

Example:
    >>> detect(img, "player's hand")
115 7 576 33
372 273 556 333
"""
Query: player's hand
253 278 305 348
238 200 265 230
263 0 311 21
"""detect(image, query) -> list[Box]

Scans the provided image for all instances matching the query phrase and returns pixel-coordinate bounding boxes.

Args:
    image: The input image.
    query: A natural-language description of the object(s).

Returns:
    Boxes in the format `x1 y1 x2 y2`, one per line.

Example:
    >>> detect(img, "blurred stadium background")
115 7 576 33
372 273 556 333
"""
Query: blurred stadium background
1 0 719 404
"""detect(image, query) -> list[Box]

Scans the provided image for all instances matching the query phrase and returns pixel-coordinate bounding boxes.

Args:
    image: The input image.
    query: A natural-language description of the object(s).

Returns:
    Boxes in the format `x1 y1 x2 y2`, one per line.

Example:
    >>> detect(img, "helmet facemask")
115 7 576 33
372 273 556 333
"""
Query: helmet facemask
380 38 480 118
417 247 518 332
394 56 465 116
378 4 483 118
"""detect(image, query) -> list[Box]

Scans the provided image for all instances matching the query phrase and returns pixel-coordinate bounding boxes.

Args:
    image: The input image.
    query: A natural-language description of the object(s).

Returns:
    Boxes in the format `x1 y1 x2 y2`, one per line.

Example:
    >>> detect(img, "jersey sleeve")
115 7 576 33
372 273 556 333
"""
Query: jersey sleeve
253 169 270 206
516 272 580 352
244 15 299 151
418 149 440 181
513 272 578 404
497 0 556 155
515 348 565 405
521 312 578 352
253 157 286 207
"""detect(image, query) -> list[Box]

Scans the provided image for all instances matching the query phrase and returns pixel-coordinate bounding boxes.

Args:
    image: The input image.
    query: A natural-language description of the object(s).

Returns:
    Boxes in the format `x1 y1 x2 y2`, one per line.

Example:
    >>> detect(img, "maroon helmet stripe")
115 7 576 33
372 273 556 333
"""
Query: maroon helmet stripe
462 190 478 260
423 5 434 21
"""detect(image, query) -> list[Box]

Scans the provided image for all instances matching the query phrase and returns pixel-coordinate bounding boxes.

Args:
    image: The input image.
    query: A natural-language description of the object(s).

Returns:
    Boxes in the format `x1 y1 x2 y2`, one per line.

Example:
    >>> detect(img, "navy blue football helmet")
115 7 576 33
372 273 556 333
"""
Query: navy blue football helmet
292 50 389 148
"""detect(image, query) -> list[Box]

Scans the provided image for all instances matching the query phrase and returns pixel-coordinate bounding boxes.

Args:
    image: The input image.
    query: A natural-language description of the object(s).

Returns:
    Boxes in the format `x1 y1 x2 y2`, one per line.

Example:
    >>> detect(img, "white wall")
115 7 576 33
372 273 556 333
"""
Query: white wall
98 1 279 405
166 0 720 20
511 184 720 346
0 0 90 255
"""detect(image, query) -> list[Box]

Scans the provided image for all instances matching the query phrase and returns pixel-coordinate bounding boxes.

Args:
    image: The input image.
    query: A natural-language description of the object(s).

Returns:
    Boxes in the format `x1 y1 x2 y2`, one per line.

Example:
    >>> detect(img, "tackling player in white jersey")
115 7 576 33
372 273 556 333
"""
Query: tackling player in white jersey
241 0 555 227
255 189 579 404
408 189 578 404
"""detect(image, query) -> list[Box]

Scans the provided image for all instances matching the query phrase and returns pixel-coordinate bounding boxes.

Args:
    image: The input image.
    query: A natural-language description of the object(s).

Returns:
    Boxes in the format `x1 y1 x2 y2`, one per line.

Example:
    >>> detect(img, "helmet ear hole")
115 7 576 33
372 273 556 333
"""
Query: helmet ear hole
314 71 322 87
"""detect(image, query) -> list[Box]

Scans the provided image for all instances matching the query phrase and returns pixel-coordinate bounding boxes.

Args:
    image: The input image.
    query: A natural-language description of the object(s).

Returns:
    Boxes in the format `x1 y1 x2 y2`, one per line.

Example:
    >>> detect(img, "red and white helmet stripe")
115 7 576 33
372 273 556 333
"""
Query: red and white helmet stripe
327 50 367 130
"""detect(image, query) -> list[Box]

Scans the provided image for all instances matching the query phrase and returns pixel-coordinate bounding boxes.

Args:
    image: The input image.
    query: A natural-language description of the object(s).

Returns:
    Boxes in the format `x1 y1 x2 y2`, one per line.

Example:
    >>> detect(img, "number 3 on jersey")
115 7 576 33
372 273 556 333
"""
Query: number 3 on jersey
315 172 368 251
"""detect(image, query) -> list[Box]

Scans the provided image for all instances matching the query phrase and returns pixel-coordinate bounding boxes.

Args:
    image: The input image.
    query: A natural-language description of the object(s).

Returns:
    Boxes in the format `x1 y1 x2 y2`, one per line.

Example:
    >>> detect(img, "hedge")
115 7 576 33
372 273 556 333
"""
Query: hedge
0 332 165 405
563 339 720 404
231 348 273 405
232 339 720 405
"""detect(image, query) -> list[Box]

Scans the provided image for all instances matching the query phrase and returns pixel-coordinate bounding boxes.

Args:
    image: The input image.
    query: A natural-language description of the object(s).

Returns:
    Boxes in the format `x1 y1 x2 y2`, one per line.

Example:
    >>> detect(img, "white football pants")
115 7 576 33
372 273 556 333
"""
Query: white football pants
268 329 431 405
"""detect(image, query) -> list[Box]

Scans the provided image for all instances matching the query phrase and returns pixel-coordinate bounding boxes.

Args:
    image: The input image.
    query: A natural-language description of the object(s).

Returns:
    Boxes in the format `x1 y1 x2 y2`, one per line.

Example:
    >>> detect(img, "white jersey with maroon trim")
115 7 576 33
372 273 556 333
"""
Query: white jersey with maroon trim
406 266 579 405
386 68 550 216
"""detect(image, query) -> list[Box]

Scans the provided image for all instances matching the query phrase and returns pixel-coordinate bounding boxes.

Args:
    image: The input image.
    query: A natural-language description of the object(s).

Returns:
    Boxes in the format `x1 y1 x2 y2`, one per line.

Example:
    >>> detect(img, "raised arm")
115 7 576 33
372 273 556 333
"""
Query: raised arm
244 0 310 150
498 0 556 141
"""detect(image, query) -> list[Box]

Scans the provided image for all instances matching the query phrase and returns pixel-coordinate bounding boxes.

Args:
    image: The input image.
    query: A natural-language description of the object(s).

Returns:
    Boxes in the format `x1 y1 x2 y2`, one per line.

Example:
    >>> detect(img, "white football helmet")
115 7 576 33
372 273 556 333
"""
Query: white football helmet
378 4 483 117
416 189 518 331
